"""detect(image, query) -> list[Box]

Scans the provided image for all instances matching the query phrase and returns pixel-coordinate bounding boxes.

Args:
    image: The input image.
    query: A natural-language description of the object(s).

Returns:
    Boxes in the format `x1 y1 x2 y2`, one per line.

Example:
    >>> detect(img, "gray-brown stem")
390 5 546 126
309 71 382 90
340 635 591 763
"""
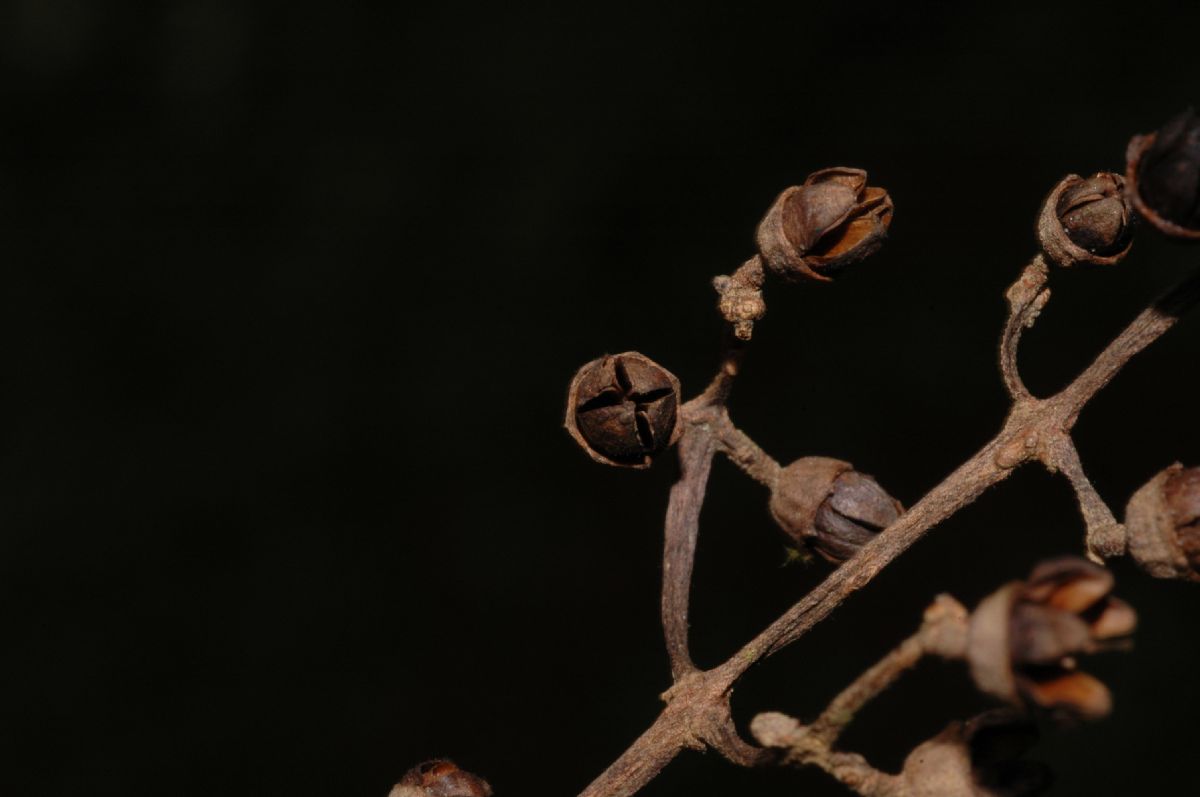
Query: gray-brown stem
999 255 1051 400
659 342 748 679
1040 435 1126 560
752 712 899 796
661 427 717 680
809 595 968 746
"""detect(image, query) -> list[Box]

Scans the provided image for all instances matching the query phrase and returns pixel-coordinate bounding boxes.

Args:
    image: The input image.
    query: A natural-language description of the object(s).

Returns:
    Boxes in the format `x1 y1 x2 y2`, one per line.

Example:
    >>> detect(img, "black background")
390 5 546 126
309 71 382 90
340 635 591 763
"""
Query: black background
2 2 1199 795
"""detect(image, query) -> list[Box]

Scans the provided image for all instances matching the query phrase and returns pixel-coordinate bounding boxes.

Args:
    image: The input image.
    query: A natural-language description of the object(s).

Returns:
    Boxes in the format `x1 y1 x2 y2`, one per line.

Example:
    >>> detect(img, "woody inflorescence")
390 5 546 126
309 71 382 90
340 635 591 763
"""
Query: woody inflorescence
399 110 1200 796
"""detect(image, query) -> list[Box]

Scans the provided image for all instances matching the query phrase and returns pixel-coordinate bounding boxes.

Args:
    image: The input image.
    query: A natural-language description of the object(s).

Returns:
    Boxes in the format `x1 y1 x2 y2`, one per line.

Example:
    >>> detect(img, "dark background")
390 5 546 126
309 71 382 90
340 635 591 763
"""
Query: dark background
2 2 1199 795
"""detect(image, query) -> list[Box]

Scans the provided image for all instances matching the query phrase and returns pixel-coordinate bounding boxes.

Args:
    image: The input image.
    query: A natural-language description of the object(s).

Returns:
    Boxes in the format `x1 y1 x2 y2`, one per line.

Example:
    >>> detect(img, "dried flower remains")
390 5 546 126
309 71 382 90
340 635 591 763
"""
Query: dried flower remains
967 558 1136 723
756 167 893 282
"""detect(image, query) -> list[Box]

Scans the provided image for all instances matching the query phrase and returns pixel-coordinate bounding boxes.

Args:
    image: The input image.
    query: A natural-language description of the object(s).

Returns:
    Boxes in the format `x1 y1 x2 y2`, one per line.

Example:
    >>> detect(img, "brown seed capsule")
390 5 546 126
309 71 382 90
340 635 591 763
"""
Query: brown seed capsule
898 710 1051 797
755 167 894 282
391 759 493 797
967 557 1136 724
1125 109 1200 240
1036 173 1132 267
768 457 903 563
1125 463 1200 582
564 352 681 469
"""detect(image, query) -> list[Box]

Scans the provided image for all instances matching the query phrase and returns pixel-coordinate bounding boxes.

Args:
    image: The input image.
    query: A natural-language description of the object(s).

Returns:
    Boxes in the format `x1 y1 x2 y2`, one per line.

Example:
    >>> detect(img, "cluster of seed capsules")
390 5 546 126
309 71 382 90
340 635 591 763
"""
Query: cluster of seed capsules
392 114 1200 797
564 110 1200 585
559 114 1199 737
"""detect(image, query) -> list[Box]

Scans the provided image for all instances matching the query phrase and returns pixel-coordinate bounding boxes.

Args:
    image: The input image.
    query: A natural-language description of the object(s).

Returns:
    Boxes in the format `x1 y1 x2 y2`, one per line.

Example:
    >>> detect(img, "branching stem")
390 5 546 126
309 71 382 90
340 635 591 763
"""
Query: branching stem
747 596 969 796
1000 255 1051 400
578 263 1200 797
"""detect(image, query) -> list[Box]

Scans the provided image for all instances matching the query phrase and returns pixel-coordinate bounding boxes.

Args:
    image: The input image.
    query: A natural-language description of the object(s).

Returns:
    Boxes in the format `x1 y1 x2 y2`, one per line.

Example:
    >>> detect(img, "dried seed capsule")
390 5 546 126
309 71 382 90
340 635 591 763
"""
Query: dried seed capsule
565 352 682 469
1125 109 1200 241
755 167 894 282
391 759 492 797
1036 173 1133 267
768 457 902 563
966 558 1136 724
1125 463 1200 582
898 710 1051 797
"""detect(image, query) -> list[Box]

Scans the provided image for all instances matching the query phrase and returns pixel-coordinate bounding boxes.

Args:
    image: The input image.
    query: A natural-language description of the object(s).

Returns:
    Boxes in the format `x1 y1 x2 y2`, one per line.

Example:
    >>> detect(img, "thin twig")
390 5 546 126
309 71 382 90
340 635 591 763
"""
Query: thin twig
692 337 745 408
1058 265 1200 418
1040 434 1126 561
751 712 897 796
809 595 968 746
660 427 717 680
807 631 923 746
660 340 749 680
709 410 780 488
748 597 968 796
999 255 1050 400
